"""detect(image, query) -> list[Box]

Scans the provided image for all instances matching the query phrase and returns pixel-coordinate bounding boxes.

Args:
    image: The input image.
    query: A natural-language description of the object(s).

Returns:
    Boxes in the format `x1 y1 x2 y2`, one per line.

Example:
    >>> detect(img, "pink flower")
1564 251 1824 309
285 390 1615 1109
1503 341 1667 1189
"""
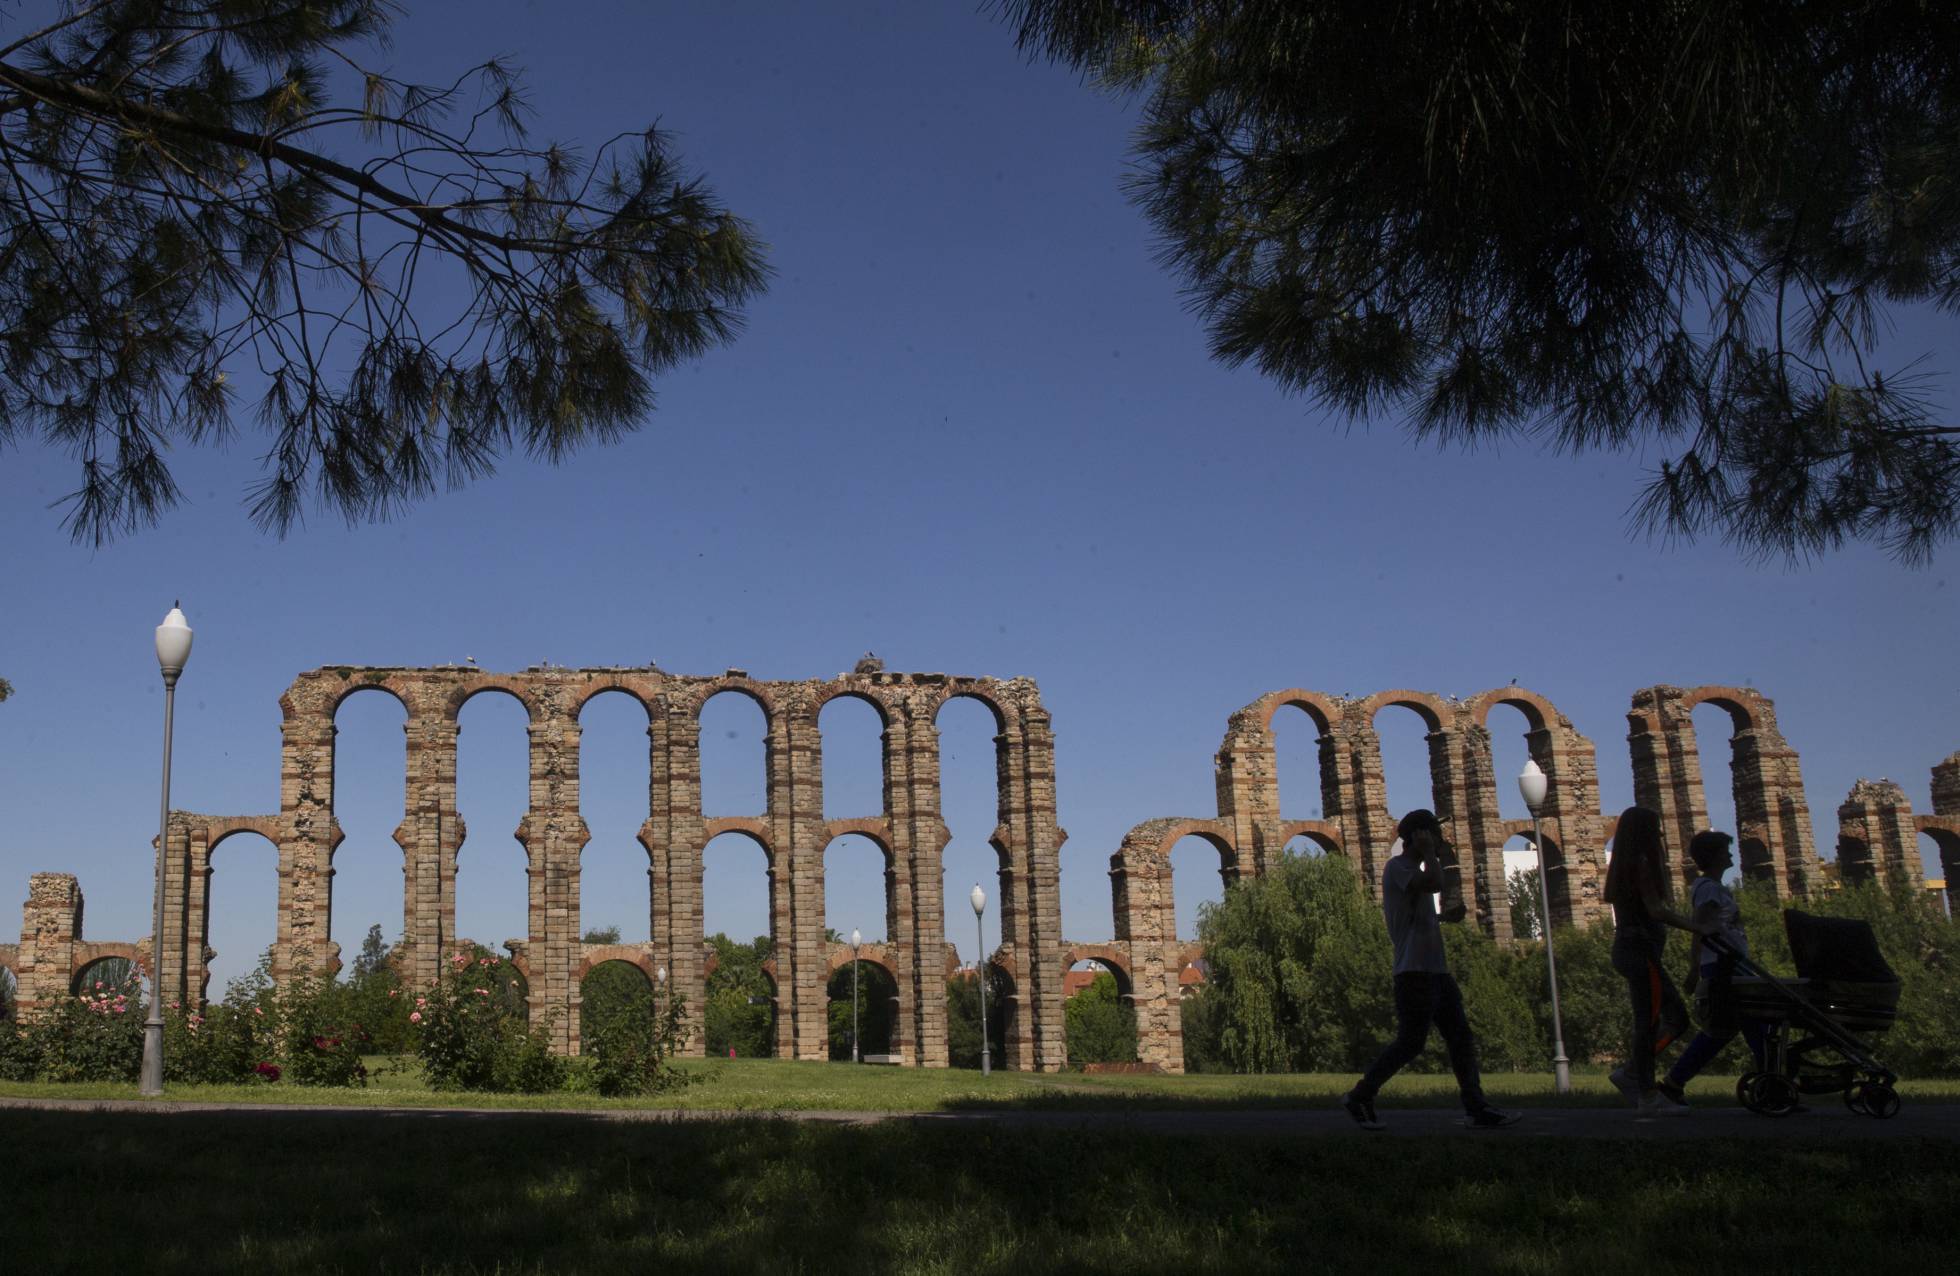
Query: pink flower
387 988 399 998
253 1006 264 1016
473 988 489 997
113 1004 126 1014
478 957 491 966
409 1011 422 1024
415 997 427 1008
169 1002 180 1010
95 981 104 990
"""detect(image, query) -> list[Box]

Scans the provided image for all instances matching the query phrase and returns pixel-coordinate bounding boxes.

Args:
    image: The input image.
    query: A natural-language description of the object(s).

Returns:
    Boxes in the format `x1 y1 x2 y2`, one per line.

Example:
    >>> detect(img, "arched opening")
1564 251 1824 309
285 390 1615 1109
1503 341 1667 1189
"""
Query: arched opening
1271 703 1327 819
0 966 15 1020
820 694 884 820
1503 832 1543 939
1691 702 1741 849
71 955 138 998
204 830 280 999
827 959 897 1059
330 689 408 974
455 690 530 958
579 690 653 944
1373 703 1438 825
579 958 654 1049
702 831 773 1056
1484 703 1539 825
1835 834 1876 886
823 833 890 946
1063 959 1136 1066
939 696 1005 966
1281 832 1331 859
700 690 767 817
1168 835 1229 942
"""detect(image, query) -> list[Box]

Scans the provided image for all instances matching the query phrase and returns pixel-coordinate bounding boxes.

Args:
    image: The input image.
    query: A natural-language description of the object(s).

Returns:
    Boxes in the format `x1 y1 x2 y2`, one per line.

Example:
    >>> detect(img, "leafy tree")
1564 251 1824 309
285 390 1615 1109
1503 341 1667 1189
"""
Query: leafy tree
1508 867 1544 942
581 926 622 945
704 932 773 1058
1063 971 1136 1066
0 676 13 701
577 958 652 1047
944 968 1009 1070
350 924 390 980
1 0 767 543
1004 2 1960 561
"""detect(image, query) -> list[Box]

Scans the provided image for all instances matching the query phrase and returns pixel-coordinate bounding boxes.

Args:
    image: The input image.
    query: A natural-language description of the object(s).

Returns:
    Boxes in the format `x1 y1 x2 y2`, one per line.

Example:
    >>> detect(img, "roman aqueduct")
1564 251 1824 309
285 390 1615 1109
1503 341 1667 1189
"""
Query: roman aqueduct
3 665 1955 1071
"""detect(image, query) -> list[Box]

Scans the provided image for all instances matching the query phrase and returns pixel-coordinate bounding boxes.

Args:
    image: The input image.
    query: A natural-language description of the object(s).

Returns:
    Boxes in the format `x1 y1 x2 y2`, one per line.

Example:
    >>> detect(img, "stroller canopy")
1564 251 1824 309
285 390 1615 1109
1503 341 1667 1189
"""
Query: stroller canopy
1783 910 1899 984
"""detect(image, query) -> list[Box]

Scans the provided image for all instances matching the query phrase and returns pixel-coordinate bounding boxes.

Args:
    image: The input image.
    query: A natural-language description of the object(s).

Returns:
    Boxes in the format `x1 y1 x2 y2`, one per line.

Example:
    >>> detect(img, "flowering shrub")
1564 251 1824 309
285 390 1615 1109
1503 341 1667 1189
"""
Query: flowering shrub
414 951 564 1093
277 968 369 1087
28 977 145 1082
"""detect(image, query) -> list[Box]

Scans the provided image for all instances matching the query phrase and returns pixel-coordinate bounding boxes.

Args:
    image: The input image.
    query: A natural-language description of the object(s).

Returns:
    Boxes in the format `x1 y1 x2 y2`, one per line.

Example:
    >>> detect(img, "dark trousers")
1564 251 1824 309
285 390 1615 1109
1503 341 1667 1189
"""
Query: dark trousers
1667 959 1769 1086
1611 931 1689 1092
1352 972 1487 1113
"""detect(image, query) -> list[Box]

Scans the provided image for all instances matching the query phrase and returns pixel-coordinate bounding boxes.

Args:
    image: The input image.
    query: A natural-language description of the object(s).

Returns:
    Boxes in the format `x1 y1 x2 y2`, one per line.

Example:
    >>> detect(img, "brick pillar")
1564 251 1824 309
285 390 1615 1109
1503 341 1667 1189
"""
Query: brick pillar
180 821 214 1005
1329 717 1394 898
1530 723 1608 929
152 814 198 1007
517 709 588 1053
1728 693 1820 895
1215 714 1280 875
277 711 339 979
1933 753 1960 816
778 696 829 1060
1111 822 1181 1071
399 701 457 984
1445 717 1512 941
1627 686 1705 885
887 697 938 1066
15 873 84 1017
1016 701 1068 1072
1837 780 1923 890
653 702 709 1057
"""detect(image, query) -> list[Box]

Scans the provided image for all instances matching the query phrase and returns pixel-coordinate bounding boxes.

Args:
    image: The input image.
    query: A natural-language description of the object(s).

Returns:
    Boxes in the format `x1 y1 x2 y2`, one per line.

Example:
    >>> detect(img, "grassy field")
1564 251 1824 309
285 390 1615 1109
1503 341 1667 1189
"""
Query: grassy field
3 1106 1955 1274
3 1057 1958 1111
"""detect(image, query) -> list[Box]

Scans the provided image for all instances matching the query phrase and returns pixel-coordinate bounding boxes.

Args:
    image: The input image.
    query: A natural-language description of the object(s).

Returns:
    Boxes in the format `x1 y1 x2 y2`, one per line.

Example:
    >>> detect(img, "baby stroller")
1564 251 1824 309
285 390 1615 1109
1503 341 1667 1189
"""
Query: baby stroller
1718 909 1902 1118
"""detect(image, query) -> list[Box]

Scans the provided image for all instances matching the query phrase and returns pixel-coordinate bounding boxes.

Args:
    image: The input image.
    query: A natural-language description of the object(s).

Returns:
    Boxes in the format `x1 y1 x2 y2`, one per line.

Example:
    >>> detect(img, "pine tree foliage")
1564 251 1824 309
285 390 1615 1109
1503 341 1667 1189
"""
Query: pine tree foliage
1 1 768 542
1003 1 1960 561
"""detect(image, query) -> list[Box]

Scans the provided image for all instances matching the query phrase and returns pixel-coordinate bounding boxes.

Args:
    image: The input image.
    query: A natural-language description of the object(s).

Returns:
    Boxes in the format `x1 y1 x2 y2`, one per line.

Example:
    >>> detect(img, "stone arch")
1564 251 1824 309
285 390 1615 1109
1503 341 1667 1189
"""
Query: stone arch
808 683 894 728
573 945 659 985
681 676 778 724
823 818 895 862
825 941 900 984
1248 689 1344 735
1465 686 1559 732
198 823 282 1004
443 678 541 724
928 684 1012 734
70 946 145 995
702 818 775 864
568 675 660 719
1061 943 1135 999
1677 686 1762 733
1278 820 1343 855
322 674 417 721
1357 689 1450 733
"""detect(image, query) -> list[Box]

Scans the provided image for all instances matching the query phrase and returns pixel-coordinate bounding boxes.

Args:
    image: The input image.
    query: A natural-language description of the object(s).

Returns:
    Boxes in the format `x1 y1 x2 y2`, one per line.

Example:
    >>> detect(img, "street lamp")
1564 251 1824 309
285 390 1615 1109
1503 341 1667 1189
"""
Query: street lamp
850 927 862 1064
970 883 990 1077
1518 759 1572 1094
141 603 193 1097
656 964 667 1027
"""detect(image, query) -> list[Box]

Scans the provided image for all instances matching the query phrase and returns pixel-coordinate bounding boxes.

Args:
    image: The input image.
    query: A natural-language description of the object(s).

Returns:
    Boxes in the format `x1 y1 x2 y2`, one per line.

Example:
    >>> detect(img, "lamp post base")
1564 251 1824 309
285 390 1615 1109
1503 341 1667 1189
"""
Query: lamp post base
140 1020 164 1096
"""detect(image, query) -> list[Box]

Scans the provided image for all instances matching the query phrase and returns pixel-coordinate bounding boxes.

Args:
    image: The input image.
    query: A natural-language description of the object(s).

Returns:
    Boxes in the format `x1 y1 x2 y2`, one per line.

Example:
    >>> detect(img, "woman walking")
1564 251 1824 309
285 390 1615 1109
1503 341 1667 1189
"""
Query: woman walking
1603 805 1712 1117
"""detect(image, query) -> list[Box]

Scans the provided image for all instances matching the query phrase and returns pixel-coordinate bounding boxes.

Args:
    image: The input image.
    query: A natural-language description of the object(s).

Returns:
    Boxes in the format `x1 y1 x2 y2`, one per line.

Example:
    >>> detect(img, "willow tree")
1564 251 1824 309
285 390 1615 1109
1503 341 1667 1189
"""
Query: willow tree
1003 1 1960 561
1 1 767 542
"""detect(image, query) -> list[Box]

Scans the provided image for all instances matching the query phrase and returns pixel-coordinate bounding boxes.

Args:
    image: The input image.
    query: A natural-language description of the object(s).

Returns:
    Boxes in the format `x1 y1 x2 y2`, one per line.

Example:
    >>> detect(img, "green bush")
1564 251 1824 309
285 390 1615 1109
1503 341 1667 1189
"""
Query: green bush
1064 972 1137 1066
414 951 562 1092
704 933 775 1059
583 988 690 1097
28 976 144 1082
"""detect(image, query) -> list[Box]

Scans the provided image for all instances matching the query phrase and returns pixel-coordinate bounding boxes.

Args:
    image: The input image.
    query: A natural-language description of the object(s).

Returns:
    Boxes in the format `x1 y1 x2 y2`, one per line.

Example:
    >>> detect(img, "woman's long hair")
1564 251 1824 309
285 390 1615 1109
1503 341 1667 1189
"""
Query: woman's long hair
1604 805 1666 907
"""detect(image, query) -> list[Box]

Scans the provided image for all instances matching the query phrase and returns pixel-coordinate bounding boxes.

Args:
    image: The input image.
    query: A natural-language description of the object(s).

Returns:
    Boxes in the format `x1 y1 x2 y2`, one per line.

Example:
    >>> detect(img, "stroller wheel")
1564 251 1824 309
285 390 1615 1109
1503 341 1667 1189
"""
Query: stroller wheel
1857 1082 1901 1119
1844 1087 1869 1116
1744 1073 1800 1116
1737 1071 1765 1110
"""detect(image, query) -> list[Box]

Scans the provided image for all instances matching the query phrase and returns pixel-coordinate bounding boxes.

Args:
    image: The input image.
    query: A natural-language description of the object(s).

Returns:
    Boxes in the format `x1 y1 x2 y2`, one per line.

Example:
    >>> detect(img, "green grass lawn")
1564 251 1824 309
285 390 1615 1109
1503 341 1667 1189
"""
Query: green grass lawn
3 1107 1955 1274
2 1057 1956 1111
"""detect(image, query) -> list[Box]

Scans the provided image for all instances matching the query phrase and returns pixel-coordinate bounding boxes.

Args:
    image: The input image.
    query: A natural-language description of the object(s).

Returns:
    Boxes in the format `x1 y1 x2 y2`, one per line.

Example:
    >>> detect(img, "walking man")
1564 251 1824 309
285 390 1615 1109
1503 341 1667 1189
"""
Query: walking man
1343 808 1520 1130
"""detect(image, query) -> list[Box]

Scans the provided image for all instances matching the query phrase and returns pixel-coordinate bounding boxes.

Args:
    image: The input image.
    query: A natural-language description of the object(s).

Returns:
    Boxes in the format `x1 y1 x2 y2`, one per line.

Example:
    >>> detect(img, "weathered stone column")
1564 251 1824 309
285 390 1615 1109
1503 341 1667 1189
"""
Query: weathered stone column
1428 719 1504 937
1110 824 1182 1071
398 697 457 985
651 700 709 1057
152 815 200 1007
1329 716 1395 898
1627 686 1706 884
1215 713 1281 876
15 873 84 1016
885 695 935 1066
277 706 340 979
516 704 588 1053
1837 779 1923 890
1529 723 1608 928
1014 699 1068 1072
1728 694 1820 895
1932 752 1960 816
777 692 829 1060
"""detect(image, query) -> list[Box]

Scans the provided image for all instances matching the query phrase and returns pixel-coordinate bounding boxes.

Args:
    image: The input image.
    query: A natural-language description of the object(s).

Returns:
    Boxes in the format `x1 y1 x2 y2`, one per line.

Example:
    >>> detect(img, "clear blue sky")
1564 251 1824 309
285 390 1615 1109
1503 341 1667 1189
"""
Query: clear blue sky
4 1 1956 993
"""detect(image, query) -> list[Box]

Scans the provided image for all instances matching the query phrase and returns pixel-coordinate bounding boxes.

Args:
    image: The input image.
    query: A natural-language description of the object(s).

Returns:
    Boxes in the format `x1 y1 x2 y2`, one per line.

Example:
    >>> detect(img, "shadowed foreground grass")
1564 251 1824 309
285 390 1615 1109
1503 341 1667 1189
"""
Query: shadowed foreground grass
3 1058 1957 1112
5 1108 1955 1274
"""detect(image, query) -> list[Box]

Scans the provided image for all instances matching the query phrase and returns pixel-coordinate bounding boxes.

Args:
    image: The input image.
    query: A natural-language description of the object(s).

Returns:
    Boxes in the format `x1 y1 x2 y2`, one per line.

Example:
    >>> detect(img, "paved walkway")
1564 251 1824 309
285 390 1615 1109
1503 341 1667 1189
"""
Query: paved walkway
3 1095 1953 1139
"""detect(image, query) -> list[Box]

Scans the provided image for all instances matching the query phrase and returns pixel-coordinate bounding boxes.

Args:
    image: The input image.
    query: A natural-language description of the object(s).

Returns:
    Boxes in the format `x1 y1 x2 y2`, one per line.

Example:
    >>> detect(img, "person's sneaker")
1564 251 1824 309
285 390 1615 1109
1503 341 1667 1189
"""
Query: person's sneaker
1463 1105 1522 1129
1341 1092 1384 1131
1608 1066 1642 1106
1636 1091 1691 1119
1656 1079 1687 1107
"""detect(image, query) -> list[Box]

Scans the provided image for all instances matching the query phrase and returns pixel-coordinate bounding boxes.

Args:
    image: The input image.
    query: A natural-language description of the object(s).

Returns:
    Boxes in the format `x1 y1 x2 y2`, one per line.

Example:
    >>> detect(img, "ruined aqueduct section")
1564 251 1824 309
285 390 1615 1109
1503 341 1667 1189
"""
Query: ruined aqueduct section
2 668 1955 1074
